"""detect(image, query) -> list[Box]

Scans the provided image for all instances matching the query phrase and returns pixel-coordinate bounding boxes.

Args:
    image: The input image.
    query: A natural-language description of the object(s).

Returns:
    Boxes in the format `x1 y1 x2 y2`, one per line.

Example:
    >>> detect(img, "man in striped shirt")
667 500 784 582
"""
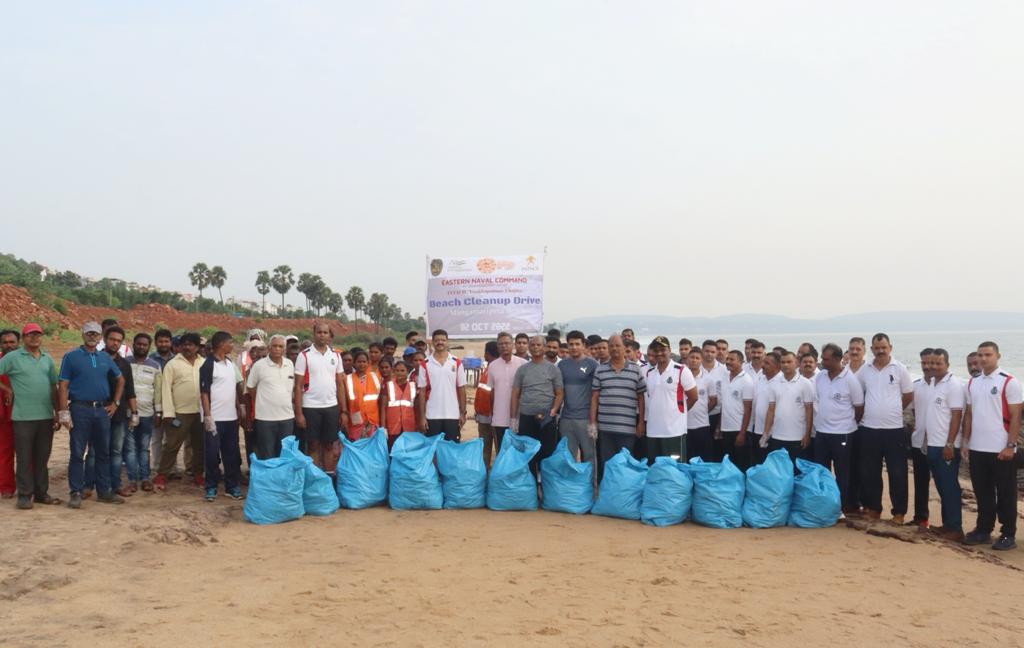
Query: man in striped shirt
589 334 646 478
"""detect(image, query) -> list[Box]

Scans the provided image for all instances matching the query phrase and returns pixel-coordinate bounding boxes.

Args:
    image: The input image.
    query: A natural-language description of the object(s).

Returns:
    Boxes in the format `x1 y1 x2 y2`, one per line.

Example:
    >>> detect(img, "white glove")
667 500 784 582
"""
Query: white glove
587 423 598 439
58 410 71 429
509 418 519 434
350 411 363 426
759 434 769 449
204 416 217 434
130 413 140 429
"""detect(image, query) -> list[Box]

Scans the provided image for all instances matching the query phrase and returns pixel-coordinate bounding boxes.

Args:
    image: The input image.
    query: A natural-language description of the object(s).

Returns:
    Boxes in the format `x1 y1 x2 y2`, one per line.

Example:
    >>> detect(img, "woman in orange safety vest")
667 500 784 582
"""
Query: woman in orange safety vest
345 350 381 441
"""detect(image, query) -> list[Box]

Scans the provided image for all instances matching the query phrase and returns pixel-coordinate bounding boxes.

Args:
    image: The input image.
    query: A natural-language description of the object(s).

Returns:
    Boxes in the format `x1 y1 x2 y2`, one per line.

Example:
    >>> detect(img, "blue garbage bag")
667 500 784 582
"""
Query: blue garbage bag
388 433 443 510
741 449 793 528
436 438 486 509
243 453 305 525
640 457 693 526
280 436 339 516
486 431 540 511
592 448 648 520
540 437 593 514
788 458 841 528
336 428 389 509
689 455 745 528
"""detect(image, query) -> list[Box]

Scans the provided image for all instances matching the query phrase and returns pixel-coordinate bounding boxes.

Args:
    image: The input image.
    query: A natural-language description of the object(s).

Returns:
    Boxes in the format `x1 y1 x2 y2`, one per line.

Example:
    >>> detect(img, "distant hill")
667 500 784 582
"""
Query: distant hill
567 311 1024 335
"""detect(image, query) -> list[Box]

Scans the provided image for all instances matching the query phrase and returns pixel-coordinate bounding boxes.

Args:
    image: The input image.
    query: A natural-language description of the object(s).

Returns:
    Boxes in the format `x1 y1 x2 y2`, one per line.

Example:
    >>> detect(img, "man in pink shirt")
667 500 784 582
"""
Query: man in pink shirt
487 332 528 454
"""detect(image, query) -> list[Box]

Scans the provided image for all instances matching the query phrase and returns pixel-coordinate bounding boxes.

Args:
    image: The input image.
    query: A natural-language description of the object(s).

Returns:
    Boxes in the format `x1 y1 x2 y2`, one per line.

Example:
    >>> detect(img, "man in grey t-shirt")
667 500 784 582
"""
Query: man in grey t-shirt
558 330 598 474
511 335 564 479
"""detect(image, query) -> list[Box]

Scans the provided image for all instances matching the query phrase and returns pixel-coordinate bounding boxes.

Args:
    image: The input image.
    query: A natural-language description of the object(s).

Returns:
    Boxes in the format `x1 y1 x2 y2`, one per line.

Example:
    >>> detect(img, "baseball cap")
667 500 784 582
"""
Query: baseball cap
82 321 102 335
649 335 671 349
21 323 43 336
403 346 417 356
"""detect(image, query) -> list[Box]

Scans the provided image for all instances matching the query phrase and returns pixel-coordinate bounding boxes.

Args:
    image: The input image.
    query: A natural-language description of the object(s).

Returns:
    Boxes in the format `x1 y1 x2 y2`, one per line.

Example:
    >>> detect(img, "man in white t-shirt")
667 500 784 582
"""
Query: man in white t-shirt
922 348 965 542
293 322 347 472
416 329 467 442
908 348 935 528
199 331 244 501
718 350 754 470
246 335 296 459
749 351 781 465
685 349 718 462
857 333 913 523
962 341 1022 551
813 343 864 513
846 336 869 512
701 340 727 438
643 336 697 464
762 351 815 465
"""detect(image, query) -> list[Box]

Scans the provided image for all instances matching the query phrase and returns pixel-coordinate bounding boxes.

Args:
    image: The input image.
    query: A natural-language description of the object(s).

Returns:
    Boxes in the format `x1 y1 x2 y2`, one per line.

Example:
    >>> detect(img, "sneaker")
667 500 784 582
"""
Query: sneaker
205 487 217 502
963 530 992 546
992 535 1017 551
905 517 928 528
97 492 126 504
227 487 243 500
153 475 167 491
141 480 154 492
16 495 33 510
68 492 83 509
890 514 905 525
193 474 205 488
937 528 965 542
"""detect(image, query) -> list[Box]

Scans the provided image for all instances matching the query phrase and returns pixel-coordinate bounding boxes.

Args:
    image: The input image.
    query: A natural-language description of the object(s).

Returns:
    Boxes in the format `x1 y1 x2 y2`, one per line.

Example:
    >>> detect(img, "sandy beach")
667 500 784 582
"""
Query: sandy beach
2 366 1023 647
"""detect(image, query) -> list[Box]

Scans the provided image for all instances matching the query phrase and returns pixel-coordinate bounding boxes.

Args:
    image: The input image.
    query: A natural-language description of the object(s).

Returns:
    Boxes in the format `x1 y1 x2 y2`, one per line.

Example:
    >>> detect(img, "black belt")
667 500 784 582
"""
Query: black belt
71 400 108 408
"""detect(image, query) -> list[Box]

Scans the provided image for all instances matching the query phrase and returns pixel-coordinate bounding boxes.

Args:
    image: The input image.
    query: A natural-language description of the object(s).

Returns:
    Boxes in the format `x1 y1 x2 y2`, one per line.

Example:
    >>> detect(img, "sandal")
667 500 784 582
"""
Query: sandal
34 495 64 505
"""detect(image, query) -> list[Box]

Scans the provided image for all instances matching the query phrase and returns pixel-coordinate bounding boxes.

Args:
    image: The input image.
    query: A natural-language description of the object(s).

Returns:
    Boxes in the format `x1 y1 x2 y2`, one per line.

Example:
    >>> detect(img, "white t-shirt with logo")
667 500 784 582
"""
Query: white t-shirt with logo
294 345 343 408
767 374 815 442
858 359 913 429
644 362 697 438
416 352 467 420
703 361 728 416
687 366 718 430
966 368 1023 452
814 367 864 434
924 373 965 449
210 359 241 422
246 357 296 422
720 371 754 433
751 372 781 434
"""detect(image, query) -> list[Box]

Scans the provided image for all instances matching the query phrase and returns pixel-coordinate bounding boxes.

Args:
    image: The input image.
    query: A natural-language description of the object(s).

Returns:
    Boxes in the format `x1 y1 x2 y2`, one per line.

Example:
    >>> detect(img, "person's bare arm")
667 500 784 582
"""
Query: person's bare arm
707 395 718 412
510 387 521 421
685 386 698 411
999 403 1022 461
960 404 972 461
802 402 814 448
853 404 864 424
458 385 467 428
738 401 752 445
336 373 348 429
293 377 306 429
901 392 914 409
550 388 563 419
636 392 646 437
763 403 776 440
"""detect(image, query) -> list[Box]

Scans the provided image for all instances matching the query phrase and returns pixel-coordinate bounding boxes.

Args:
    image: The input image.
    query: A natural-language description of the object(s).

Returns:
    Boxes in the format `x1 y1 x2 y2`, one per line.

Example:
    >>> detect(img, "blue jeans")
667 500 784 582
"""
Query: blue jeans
69 404 112 495
926 446 962 532
124 416 154 482
86 419 127 491
205 420 242 491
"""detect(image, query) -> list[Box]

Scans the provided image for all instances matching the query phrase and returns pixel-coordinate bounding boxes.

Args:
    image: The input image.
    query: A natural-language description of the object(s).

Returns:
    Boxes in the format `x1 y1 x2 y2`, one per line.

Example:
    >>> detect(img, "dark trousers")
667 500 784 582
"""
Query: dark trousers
927 446 962 532
767 438 805 466
750 433 767 466
719 431 751 472
687 426 715 462
13 419 54 499
646 435 686 465
708 413 721 436
253 419 293 459
426 418 461 442
968 450 1017 537
814 432 854 510
519 414 557 479
910 446 930 521
68 404 112 495
848 427 864 509
598 432 636 481
859 427 908 516
205 420 242 491
244 427 256 467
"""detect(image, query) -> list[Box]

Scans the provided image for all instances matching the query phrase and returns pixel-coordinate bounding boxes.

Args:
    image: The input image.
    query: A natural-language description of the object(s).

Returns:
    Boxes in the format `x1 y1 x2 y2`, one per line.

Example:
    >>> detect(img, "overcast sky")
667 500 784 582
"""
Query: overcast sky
2 2 1022 321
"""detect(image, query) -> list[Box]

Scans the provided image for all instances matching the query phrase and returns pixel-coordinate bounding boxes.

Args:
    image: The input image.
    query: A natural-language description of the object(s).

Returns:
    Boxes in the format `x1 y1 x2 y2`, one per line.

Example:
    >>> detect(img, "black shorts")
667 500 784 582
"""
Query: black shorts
302 406 340 444
426 418 461 442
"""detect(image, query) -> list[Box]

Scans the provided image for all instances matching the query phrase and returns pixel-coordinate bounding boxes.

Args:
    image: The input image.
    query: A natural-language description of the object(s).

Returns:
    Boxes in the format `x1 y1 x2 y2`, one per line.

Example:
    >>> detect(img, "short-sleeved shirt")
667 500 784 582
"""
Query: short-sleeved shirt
59 346 121 402
858 359 913 429
200 356 242 422
966 368 1023 452
924 372 964 448
127 355 163 417
910 378 931 449
558 356 598 420
720 371 754 432
702 361 727 416
767 374 815 442
644 362 697 438
591 361 645 436
814 367 864 434
487 356 528 427
416 353 467 420
0 348 59 421
294 345 343 408
687 366 718 430
246 357 296 422
751 372 781 434
513 360 563 417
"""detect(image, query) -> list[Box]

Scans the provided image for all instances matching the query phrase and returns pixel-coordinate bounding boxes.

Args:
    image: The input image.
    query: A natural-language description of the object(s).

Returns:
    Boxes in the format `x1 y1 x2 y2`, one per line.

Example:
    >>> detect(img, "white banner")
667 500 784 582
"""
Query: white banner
425 254 544 339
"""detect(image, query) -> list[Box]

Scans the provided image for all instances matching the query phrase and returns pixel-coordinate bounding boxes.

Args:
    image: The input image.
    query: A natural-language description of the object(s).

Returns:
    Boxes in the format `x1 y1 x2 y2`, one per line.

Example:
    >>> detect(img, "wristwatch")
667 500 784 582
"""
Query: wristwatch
1008 442 1019 449
115 400 121 407
944 443 954 449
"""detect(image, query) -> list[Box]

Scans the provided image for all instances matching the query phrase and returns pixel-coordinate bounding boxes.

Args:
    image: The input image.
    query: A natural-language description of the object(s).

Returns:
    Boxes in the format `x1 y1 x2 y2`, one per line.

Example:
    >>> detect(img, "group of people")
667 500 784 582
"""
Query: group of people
0 320 1019 551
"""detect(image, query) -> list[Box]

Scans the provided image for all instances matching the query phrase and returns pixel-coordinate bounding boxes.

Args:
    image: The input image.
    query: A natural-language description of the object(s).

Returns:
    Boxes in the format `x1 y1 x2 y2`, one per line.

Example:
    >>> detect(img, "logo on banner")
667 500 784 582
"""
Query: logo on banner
430 259 444 277
523 255 539 270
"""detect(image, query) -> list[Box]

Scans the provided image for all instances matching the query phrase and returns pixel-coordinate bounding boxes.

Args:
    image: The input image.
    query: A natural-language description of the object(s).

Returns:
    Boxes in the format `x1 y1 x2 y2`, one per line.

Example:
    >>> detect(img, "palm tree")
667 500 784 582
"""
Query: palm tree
188 262 210 300
255 270 272 315
366 292 390 334
209 265 227 306
296 272 314 312
325 291 343 316
345 286 365 331
271 265 295 312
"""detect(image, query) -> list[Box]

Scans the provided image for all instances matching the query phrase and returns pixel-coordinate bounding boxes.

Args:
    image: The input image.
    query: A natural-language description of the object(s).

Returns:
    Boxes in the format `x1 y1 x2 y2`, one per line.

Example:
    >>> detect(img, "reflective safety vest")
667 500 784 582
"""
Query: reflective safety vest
474 367 492 417
346 370 381 427
384 380 417 436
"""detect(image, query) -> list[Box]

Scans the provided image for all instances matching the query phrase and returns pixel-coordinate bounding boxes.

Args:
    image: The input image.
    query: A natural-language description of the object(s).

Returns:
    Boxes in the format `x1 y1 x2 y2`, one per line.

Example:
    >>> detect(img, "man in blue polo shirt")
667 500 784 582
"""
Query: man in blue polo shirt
58 321 126 509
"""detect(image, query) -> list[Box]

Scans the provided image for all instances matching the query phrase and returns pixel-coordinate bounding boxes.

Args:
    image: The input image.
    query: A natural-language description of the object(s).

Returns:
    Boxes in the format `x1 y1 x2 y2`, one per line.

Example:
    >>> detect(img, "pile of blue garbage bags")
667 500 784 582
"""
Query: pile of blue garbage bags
245 430 840 529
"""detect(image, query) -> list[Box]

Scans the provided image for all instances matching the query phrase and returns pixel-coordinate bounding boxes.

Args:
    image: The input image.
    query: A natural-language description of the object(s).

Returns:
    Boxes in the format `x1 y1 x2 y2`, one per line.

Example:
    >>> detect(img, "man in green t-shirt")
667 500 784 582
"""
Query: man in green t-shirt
0 323 61 509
